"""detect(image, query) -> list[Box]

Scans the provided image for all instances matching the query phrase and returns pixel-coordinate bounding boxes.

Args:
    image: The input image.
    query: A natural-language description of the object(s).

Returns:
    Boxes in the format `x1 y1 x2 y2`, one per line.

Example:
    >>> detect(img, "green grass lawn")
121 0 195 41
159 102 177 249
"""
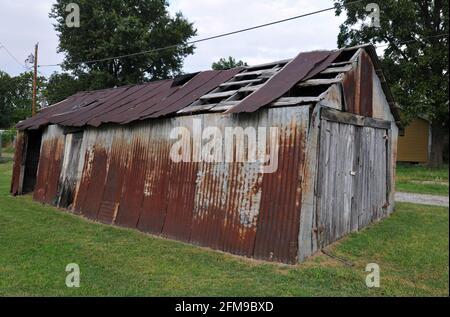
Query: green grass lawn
0 160 448 296
396 164 449 196
2 146 15 154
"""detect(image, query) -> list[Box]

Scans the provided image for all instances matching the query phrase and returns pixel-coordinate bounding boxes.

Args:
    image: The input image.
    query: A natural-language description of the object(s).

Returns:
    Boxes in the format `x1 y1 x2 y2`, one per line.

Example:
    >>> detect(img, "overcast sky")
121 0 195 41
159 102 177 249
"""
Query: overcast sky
0 0 346 78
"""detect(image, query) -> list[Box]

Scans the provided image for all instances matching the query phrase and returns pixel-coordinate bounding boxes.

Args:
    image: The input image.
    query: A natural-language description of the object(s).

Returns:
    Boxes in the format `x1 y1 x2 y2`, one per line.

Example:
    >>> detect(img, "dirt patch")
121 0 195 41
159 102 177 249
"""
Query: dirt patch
396 192 449 207
410 180 449 186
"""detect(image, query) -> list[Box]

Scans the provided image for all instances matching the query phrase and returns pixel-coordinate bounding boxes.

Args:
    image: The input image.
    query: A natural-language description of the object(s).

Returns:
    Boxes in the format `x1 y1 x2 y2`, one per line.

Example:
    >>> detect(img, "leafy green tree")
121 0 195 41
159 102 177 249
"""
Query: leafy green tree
212 57 248 70
335 0 449 166
44 72 86 105
49 0 197 90
0 70 46 128
0 71 14 129
11 72 47 123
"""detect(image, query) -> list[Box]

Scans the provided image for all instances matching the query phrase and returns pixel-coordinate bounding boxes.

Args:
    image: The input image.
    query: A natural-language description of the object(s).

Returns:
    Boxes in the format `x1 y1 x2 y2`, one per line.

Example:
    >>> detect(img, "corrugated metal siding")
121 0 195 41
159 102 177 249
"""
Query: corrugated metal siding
10 131 27 195
342 50 374 118
359 51 374 117
30 107 310 264
33 125 65 204
57 132 83 208
254 107 309 262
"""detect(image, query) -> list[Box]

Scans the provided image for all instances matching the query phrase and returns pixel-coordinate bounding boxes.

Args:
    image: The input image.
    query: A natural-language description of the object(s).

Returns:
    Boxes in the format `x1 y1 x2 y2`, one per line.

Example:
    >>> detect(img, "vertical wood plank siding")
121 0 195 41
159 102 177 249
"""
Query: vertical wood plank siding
315 120 389 247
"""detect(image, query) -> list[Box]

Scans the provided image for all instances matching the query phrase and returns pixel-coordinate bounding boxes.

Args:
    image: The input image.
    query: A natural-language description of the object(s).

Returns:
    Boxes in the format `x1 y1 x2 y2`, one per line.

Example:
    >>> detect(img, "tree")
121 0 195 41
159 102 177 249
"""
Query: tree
44 72 86 105
0 70 46 128
335 0 449 166
11 72 47 123
0 71 14 129
49 0 197 90
212 56 248 70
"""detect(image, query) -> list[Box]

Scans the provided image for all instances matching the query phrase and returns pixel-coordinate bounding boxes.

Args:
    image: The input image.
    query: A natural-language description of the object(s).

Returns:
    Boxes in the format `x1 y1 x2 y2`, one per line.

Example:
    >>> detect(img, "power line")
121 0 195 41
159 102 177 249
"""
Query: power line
39 0 364 68
374 33 448 49
0 41 31 71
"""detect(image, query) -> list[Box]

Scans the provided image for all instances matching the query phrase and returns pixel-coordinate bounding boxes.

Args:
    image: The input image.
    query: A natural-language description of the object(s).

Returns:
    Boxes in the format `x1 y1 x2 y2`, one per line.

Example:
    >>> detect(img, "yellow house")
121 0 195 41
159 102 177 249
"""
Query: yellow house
397 117 431 163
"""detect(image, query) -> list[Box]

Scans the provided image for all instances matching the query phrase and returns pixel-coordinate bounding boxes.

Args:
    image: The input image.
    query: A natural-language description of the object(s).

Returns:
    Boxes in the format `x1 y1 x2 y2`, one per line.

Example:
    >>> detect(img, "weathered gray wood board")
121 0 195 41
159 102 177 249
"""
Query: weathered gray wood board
314 117 390 248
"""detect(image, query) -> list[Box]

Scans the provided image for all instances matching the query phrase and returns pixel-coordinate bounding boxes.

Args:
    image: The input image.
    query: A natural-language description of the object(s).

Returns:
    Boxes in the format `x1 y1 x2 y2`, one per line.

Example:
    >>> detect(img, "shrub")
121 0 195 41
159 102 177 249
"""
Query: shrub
1 129 16 148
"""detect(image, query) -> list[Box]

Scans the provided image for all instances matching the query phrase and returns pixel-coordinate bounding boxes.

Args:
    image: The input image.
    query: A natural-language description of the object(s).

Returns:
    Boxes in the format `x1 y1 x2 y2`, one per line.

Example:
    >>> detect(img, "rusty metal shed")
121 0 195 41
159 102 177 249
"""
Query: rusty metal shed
11 44 400 264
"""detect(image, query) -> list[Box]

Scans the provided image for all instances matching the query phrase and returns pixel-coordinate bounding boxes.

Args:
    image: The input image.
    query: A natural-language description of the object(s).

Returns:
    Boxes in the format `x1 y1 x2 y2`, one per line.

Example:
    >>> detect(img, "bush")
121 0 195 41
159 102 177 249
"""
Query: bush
1 129 16 148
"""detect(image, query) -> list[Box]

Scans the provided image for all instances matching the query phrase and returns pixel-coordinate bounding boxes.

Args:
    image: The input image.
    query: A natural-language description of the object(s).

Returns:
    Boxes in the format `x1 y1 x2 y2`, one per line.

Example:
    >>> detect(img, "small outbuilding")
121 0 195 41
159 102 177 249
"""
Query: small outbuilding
397 116 431 164
11 44 400 264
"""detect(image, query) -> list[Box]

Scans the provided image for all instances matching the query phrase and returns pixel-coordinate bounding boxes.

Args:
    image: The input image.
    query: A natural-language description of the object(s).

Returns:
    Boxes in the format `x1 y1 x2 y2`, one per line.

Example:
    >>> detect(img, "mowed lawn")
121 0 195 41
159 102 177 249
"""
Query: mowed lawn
396 164 449 196
0 160 448 296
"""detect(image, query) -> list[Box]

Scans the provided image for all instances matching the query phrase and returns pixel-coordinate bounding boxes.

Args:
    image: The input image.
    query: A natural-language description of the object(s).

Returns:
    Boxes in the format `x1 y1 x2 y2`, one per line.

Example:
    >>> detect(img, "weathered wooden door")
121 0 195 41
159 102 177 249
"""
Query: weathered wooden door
315 115 390 248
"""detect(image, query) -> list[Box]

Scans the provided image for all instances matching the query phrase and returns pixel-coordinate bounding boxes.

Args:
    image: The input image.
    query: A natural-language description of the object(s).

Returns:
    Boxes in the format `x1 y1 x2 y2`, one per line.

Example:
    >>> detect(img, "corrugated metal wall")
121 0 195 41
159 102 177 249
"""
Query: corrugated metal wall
30 106 310 264
33 125 65 205
10 131 26 195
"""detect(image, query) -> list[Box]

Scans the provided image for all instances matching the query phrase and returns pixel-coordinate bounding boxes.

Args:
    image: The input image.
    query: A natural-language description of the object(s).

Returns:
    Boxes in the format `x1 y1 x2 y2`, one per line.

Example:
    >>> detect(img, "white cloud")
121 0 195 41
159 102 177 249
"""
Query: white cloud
0 0 346 77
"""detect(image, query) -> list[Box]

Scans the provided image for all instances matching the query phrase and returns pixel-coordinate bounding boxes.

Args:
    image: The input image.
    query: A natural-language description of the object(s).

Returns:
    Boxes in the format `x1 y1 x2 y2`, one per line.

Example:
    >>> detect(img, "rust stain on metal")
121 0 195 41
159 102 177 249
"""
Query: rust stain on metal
115 134 149 228
97 133 129 224
80 145 108 219
162 161 199 242
254 108 308 264
359 51 374 117
72 146 94 214
136 138 171 234
10 132 26 195
15 69 243 131
33 132 64 204
342 66 357 114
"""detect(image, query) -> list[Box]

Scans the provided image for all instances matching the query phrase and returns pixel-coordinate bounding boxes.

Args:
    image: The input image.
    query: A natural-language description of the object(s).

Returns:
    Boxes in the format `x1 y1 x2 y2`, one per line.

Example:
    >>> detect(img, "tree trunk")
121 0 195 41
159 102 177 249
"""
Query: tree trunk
429 121 449 167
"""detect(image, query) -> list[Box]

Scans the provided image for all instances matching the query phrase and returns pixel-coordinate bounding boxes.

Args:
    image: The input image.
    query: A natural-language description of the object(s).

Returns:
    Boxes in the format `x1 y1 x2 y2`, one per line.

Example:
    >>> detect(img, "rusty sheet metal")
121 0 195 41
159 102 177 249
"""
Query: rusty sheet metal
97 130 131 224
140 68 243 119
16 45 400 133
226 50 342 114
342 65 358 114
72 130 111 218
79 146 109 219
136 123 172 234
359 50 374 117
342 50 374 118
253 107 309 263
10 131 27 195
115 129 151 228
33 125 65 204
34 107 310 263
16 69 242 131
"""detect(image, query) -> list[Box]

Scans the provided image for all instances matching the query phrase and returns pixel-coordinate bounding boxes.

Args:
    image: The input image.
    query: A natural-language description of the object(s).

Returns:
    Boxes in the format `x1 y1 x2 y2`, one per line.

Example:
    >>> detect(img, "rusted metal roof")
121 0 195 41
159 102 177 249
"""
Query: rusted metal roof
16 50 339 131
226 50 341 114
16 45 399 131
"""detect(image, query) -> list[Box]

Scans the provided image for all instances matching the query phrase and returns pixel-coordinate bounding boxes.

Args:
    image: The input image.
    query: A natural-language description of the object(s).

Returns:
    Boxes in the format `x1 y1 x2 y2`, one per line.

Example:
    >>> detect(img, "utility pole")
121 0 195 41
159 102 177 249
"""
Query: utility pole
32 43 38 116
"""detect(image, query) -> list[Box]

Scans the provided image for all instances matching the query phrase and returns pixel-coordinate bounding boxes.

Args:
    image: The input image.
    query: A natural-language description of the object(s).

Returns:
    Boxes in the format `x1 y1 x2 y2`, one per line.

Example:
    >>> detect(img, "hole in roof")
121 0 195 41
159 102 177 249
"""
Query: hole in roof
309 72 339 80
288 84 331 97
171 72 199 87
332 49 358 63
245 63 282 72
